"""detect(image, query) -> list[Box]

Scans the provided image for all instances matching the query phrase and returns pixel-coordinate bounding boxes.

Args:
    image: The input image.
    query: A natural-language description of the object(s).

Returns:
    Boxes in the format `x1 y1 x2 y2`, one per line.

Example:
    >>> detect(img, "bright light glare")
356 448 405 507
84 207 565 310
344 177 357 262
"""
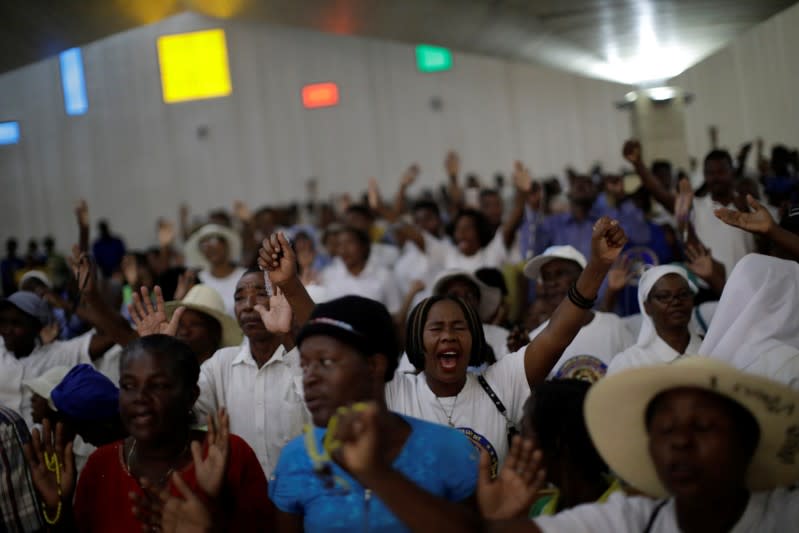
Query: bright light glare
588 45 691 85
625 91 638 102
647 86 678 101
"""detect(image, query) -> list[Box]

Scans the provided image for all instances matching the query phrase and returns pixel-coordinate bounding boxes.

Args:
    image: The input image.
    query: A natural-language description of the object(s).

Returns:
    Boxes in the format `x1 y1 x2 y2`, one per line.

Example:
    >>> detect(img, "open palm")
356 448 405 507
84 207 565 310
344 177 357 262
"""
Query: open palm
194 408 230 499
715 194 775 235
478 436 545 520
129 285 185 337
23 420 75 510
255 287 293 334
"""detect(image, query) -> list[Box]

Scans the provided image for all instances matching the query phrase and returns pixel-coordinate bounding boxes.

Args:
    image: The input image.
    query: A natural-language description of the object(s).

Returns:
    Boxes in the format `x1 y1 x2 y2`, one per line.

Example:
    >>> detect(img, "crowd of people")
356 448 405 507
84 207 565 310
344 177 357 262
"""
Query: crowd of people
1 133 798 532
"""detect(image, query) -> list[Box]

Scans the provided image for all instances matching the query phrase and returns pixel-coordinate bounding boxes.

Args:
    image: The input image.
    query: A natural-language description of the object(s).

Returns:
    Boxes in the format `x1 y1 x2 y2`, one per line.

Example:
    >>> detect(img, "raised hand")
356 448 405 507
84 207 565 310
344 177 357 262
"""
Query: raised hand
194 408 230 499
477 435 545 520
367 178 381 211
70 246 97 297
512 161 533 194
75 199 89 228
445 151 460 179
257 232 297 287
622 140 642 165
684 242 714 280
400 164 420 188
129 285 185 337
255 286 293 334
121 254 139 287
233 200 253 224
714 194 776 235
174 270 198 301
158 219 177 248
22 419 76 513
330 403 386 481
39 321 61 345
591 217 628 266
674 178 694 238
607 255 633 292
161 473 215 533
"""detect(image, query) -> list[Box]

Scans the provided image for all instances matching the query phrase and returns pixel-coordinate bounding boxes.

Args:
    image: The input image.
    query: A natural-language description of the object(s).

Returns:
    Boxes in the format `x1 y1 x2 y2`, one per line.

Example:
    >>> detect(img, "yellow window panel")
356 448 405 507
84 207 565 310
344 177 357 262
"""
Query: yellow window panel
157 28 232 103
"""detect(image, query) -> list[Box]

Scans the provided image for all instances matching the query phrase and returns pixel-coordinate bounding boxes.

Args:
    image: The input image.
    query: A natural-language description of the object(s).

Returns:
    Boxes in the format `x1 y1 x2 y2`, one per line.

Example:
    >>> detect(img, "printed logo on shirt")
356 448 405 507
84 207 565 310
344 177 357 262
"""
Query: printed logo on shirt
457 427 498 476
555 355 607 383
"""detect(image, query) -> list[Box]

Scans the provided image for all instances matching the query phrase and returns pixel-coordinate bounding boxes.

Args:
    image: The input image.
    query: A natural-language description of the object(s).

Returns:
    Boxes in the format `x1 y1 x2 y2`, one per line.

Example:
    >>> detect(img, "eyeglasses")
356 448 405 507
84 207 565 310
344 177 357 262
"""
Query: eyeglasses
649 290 694 305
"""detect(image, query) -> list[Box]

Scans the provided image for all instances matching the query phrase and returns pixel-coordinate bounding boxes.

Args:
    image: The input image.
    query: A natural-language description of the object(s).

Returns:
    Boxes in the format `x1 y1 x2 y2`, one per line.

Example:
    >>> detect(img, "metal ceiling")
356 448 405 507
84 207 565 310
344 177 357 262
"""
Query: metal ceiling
1 0 796 84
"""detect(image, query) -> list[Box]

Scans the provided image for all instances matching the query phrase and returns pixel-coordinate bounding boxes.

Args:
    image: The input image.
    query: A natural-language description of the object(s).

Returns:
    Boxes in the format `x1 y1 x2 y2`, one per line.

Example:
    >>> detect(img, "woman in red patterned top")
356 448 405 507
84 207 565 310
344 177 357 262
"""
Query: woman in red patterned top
25 335 274 532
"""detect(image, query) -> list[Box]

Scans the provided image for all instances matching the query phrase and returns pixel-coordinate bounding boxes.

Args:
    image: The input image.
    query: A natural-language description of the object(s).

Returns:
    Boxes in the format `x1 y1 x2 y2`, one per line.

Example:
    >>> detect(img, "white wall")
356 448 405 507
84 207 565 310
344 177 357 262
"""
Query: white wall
0 12 631 249
671 2 799 161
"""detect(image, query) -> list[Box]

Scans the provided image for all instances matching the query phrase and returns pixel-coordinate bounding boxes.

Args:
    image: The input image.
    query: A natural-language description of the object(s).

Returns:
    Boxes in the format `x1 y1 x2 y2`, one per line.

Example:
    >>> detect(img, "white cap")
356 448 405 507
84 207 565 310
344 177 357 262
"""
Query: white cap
22 366 70 410
523 245 587 280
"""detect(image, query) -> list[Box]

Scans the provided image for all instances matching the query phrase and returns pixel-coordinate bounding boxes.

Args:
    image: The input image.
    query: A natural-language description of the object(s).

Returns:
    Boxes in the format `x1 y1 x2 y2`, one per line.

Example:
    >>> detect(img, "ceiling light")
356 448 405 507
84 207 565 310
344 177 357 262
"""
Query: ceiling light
647 86 677 101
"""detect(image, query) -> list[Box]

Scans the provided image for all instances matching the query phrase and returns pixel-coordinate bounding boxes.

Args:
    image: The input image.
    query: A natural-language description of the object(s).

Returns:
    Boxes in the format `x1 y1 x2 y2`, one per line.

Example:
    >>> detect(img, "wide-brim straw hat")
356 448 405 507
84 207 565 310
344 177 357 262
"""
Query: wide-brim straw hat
585 356 799 498
165 285 243 348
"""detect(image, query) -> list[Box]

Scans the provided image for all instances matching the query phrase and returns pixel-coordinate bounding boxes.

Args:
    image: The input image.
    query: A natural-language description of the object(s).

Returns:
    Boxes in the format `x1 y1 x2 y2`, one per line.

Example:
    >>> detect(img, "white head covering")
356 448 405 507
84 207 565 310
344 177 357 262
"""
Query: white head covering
636 265 698 347
700 254 799 384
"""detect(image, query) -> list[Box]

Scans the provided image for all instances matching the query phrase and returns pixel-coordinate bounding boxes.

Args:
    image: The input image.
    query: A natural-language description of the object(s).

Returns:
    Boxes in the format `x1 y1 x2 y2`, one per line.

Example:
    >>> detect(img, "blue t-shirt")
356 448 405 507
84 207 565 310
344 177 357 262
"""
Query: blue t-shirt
269 414 479 532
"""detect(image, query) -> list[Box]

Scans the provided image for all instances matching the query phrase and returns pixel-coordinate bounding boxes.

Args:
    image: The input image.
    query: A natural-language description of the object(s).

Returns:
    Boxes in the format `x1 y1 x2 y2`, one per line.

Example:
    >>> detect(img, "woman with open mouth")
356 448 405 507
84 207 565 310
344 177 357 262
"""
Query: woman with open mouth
261 215 627 471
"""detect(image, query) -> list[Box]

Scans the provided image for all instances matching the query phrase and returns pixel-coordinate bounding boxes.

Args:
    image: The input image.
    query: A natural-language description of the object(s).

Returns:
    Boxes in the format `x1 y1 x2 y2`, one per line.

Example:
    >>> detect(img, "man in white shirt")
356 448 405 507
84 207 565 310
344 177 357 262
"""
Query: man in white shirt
624 140 756 277
524 246 633 381
1 291 128 427
194 269 309 478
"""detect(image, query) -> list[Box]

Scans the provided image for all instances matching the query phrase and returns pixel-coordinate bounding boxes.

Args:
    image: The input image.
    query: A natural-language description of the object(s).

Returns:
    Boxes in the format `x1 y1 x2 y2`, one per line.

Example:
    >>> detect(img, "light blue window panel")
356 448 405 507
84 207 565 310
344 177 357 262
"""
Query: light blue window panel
60 48 89 115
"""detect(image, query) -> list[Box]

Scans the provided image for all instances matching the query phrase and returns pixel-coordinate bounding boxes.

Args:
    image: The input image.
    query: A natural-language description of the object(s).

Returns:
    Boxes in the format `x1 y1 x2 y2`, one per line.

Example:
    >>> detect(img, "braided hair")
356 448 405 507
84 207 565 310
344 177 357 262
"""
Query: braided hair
405 295 495 371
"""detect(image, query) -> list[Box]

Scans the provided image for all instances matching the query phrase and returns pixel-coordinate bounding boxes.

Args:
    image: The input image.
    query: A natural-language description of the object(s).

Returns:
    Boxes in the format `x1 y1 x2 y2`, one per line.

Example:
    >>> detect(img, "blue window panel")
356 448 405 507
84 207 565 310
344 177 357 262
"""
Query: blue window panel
60 48 89 115
0 122 20 145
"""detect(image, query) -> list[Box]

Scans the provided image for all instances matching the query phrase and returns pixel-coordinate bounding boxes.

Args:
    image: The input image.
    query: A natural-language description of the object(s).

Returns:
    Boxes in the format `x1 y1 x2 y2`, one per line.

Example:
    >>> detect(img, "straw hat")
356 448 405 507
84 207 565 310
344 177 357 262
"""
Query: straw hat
184 224 242 270
585 356 799 498
165 285 243 348
432 269 501 322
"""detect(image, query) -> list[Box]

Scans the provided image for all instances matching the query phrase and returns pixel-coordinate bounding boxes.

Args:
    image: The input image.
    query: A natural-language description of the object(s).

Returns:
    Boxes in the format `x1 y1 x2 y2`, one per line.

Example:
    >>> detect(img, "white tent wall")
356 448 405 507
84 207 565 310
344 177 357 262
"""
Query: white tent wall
0 12 632 249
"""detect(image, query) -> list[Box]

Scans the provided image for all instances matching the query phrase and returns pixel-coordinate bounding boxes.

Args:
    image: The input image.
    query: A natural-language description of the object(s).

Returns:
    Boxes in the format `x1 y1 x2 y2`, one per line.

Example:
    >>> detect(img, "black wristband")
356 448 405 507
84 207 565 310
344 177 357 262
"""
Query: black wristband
568 283 596 310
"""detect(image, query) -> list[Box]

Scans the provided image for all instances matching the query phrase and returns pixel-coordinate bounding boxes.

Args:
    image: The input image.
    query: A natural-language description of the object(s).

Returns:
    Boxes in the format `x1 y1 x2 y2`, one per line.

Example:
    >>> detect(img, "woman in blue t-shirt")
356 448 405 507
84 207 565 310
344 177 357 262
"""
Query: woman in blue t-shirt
268 295 481 533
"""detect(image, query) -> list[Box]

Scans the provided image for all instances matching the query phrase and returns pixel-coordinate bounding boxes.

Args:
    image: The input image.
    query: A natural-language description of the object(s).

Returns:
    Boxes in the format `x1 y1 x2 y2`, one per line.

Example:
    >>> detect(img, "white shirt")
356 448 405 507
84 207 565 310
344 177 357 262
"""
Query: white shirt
483 323 510 361
369 242 401 271
692 196 756 278
386 349 529 471
198 266 248 317
394 241 434 296
320 257 402 313
608 331 704 375
424 231 509 273
529 312 634 381
195 343 310 477
535 489 799 533
0 333 93 427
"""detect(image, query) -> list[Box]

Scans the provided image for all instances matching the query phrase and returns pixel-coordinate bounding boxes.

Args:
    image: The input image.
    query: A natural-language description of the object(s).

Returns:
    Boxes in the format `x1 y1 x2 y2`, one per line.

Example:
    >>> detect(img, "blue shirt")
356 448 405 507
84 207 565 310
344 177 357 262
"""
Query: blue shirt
538 196 651 259
269 414 479 532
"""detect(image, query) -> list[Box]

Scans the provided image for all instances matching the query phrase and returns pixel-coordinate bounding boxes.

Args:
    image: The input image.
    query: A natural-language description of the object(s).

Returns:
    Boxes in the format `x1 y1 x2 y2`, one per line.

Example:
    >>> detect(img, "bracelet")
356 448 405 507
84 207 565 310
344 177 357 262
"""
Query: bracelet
568 283 596 310
42 452 63 525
